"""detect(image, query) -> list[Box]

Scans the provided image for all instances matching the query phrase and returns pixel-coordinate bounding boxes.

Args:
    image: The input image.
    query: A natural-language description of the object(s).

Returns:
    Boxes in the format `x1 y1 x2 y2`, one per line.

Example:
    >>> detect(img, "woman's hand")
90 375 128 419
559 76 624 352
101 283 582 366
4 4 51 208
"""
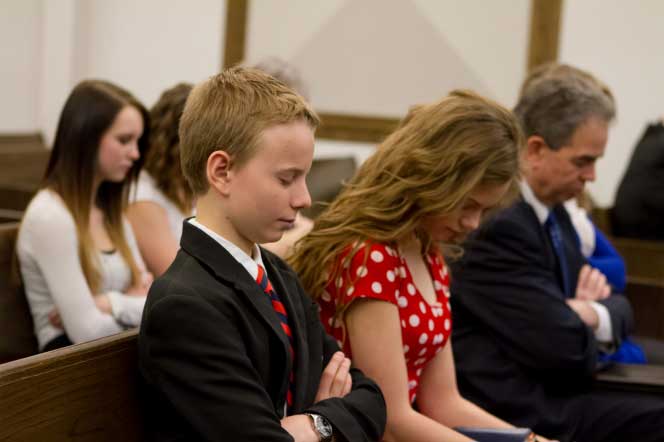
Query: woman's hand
93 293 113 314
48 308 63 329
125 271 153 296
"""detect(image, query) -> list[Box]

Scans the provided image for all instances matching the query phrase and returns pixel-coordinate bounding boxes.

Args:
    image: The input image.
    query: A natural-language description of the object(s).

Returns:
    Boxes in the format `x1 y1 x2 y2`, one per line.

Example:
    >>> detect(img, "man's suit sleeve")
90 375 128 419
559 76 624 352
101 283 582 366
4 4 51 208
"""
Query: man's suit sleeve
140 291 296 442
452 214 599 379
302 296 387 442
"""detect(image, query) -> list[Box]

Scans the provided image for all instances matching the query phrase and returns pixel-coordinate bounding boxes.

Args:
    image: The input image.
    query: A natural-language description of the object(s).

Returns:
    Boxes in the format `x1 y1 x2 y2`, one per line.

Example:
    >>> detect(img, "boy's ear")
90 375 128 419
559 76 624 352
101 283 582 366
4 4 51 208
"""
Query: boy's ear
206 150 233 196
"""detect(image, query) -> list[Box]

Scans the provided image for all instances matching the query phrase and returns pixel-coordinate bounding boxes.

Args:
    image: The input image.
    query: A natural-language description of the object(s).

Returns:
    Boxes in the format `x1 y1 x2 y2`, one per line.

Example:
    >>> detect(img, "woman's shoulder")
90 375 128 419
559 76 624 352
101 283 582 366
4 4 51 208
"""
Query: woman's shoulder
22 189 74 229
19 189 77 248
348 241 400 264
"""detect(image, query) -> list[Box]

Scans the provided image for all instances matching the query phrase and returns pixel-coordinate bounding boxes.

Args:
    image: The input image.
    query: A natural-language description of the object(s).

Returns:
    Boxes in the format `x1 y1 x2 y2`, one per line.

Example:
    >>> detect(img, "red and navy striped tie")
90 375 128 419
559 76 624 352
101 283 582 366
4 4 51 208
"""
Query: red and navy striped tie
256 264 295 411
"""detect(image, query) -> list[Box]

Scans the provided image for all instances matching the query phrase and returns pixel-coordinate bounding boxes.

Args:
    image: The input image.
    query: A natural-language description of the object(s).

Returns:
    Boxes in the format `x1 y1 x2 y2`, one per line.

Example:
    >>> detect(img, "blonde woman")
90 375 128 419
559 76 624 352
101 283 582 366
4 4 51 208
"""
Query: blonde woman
291 90 554 442
17 80 152 352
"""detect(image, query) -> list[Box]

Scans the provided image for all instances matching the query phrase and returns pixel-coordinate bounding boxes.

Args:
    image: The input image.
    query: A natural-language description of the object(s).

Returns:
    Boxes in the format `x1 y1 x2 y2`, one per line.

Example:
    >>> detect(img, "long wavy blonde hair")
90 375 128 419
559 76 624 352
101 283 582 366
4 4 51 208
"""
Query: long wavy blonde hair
289 90 524 304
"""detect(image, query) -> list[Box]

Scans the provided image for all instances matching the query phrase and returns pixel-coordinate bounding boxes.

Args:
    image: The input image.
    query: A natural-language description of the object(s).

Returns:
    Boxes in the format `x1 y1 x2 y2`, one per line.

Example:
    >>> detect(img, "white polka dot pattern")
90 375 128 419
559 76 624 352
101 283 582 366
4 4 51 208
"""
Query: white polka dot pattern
370 250 384 262
319 242 453 405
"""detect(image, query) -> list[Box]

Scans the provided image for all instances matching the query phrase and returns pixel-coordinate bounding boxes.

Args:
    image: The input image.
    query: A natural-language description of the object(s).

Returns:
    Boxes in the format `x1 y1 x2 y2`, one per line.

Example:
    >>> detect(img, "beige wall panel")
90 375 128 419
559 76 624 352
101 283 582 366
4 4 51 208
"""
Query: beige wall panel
246 0 529 116
0 0 41 133
560 0 664 206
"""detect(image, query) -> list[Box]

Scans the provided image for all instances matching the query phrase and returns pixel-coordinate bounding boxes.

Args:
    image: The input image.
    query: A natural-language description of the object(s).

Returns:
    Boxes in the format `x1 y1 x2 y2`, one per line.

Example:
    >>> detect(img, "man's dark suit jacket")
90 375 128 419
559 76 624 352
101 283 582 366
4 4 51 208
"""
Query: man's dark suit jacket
612 122 664 240
449 198 633 436
138 222 386 441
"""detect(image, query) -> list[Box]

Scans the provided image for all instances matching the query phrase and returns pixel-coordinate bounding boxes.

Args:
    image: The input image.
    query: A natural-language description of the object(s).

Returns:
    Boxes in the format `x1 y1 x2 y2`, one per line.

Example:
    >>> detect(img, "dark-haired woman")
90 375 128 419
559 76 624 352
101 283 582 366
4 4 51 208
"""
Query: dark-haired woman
17 80 152 351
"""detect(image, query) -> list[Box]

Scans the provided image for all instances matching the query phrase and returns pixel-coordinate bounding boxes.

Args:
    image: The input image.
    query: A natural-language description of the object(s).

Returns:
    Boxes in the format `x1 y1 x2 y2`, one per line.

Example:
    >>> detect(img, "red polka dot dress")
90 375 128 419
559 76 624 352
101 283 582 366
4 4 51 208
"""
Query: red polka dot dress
319 242 452 403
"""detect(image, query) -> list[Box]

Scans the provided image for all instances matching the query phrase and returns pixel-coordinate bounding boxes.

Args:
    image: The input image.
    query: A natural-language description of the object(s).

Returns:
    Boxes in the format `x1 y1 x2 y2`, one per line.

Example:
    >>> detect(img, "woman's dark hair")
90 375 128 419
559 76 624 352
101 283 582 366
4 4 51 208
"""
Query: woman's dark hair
43 79 149 292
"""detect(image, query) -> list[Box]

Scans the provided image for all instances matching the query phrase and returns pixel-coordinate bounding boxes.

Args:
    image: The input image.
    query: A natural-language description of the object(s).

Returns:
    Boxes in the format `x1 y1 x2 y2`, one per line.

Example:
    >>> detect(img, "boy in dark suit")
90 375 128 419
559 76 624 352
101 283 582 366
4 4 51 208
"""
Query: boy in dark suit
138 67 386 442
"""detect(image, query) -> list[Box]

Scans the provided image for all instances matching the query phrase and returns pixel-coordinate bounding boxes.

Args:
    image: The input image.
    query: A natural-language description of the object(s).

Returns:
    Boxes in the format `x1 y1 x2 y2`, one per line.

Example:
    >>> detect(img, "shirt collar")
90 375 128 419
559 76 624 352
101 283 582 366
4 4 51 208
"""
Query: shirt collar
520 180 550 225
188 218 265 281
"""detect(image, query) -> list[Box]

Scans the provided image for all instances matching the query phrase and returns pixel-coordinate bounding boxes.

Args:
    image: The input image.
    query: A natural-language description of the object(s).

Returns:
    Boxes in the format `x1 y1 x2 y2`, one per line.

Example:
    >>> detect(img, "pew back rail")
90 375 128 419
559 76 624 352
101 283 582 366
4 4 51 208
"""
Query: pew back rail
0 329 143 442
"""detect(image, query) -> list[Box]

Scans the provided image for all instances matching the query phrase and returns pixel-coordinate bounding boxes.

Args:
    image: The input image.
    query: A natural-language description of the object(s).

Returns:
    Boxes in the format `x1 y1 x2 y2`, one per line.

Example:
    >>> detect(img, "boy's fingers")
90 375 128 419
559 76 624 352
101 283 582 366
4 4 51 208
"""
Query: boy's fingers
343 372 352 396
329 357 351 398
316 352 345 401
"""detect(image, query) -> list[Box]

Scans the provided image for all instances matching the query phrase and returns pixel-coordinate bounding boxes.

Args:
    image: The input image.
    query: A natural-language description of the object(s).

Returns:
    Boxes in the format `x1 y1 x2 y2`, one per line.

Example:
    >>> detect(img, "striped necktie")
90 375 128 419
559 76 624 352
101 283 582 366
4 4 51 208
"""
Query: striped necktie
256 264 295 411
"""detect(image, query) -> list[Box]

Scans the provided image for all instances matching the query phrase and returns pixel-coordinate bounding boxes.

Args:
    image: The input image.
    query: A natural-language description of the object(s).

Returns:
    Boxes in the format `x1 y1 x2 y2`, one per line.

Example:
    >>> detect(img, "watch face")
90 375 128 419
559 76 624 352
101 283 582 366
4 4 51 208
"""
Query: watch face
312 414 333 439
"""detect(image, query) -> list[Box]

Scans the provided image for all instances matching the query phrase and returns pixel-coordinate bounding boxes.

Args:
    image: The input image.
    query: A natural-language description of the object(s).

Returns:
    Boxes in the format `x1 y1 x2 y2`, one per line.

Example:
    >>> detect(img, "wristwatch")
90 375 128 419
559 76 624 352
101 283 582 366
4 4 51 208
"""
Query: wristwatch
305 413 333 441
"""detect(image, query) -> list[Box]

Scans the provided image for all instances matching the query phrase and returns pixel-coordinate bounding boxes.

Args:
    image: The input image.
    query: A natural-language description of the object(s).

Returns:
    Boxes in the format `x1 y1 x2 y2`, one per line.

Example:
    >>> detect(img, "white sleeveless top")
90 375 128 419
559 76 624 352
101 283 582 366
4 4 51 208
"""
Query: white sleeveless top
132 170 192 241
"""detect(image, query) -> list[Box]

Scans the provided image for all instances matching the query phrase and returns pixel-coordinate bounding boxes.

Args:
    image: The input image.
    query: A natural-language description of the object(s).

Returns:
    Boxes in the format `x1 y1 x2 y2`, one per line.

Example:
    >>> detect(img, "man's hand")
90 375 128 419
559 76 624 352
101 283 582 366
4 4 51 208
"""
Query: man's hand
566 298 599 329
575 265 610 301
315 351 352 402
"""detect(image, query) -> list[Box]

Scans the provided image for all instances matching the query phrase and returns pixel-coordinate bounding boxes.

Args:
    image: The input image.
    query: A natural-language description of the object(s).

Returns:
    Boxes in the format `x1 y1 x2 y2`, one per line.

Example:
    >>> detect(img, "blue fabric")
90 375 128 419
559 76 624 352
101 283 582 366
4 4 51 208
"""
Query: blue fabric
599 337 647 364
585 220 643 363
546 212 572 298
570 217 644 363
589 227 627 292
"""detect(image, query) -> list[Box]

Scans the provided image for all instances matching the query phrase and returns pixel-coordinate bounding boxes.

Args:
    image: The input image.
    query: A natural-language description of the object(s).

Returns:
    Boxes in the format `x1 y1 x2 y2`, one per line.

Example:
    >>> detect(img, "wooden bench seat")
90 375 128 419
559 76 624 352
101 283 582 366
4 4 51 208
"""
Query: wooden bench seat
595 362 664 395
0 330 143 442
0 222 38 363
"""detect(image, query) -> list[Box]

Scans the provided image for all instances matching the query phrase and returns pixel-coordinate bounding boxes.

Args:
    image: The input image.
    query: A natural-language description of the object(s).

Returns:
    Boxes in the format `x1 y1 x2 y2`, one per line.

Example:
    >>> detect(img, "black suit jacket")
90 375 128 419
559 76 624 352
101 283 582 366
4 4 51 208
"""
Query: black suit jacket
138 222 386 441
612 122 664 240
449 198 633 436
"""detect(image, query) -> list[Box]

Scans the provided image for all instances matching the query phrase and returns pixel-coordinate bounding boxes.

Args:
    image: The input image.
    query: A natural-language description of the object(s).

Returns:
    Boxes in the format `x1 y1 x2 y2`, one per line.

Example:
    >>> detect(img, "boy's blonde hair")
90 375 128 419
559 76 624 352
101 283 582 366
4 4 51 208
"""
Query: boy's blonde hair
179 67 320 194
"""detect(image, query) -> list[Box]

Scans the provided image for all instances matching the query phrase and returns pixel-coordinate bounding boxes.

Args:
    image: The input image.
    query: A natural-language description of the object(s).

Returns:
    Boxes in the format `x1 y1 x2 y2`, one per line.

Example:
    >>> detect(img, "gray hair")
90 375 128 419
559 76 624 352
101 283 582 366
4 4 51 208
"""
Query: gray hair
514 63 615 150
249 56 309 100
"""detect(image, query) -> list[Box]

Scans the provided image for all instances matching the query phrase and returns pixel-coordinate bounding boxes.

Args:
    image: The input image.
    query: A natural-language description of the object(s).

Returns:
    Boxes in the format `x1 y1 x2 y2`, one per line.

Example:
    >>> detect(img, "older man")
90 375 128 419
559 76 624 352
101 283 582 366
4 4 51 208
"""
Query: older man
450 64 664 442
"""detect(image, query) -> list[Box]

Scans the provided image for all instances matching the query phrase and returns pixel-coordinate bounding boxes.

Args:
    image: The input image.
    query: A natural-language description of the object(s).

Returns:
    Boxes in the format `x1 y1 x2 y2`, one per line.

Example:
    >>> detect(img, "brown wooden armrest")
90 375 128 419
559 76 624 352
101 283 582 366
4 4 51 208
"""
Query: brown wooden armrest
595 363 664 395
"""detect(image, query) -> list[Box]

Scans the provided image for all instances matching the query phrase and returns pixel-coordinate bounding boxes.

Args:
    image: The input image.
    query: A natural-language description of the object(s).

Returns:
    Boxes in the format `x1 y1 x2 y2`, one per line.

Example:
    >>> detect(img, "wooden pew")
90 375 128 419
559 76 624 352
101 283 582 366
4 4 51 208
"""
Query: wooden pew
0 223 38 363
0 185 35 212
0 330 144 442
627 278 664 341
614 239 664 284
591 206 664 283
595 362 664 395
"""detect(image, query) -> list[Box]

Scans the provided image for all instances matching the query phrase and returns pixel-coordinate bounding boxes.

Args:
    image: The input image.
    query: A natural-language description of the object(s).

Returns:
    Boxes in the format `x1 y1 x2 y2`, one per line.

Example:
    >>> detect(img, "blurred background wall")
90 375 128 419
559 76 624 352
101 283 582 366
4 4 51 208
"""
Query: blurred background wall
1 0 663 206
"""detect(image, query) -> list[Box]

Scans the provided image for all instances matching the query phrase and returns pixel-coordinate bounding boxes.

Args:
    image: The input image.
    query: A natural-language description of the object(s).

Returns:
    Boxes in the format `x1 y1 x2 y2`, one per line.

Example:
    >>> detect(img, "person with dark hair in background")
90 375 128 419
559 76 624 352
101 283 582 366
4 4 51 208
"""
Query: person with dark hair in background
612 119 664 240
17 80 152 352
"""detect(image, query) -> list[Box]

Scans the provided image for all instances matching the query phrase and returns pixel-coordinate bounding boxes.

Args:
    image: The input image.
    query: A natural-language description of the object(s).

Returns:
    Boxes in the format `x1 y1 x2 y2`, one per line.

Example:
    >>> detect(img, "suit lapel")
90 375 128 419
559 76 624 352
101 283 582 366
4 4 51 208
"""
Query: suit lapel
179 221 291 376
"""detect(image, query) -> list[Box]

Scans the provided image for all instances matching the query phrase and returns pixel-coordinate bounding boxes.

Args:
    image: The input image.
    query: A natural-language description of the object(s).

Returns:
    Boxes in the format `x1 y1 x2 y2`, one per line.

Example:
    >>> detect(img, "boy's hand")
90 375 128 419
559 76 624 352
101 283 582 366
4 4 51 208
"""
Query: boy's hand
280 415 319 442
315 351 352 402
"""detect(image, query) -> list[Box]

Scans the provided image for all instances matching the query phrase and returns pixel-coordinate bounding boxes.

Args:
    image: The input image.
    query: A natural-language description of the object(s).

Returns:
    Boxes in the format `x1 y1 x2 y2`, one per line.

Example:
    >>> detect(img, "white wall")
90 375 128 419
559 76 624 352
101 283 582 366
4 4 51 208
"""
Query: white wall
0 0 225 145
246 0 529 116
2 0 663 207
74 0 225 111
560 0 664 206
0 0 41 133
